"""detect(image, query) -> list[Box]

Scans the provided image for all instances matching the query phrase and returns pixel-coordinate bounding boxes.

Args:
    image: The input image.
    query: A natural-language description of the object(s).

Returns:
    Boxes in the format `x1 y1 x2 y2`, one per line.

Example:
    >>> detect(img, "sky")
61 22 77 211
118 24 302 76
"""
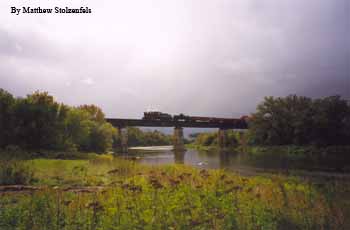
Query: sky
1 0 349 119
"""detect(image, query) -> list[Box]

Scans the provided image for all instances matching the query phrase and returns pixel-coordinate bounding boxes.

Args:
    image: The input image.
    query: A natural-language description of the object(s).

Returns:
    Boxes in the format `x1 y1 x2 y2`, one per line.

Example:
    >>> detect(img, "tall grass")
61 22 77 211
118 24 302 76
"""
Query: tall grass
0 156 348 229
0 160 34 185
0 158 347 229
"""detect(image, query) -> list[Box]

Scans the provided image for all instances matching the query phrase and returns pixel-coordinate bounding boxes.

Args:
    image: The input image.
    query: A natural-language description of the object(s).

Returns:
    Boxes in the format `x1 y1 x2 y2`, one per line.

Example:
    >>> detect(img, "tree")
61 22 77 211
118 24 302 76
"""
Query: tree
249 95 350 146
12 91 66 150
64 108 94 151
78 104 105 123
89 122 117 152
311 96 350 145
0 89 15 148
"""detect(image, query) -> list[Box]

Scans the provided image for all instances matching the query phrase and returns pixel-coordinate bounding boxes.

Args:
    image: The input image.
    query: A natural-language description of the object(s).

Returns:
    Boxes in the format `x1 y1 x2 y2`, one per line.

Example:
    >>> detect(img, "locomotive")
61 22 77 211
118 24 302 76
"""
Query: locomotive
143 111 172 121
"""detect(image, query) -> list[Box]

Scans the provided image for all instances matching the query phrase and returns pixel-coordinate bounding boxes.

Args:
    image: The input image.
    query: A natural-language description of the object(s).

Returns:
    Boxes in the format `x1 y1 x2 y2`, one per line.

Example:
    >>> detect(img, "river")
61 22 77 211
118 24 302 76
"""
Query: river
127 146 350 179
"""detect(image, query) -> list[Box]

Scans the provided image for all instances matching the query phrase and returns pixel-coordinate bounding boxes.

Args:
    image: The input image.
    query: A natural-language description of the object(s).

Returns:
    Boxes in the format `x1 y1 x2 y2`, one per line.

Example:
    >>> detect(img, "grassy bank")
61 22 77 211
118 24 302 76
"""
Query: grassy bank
0 154 349 229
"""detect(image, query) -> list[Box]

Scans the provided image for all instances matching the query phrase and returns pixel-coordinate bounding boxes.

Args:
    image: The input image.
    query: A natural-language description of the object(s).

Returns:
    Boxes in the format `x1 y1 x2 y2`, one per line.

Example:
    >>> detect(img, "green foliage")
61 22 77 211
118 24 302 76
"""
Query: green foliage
0 160 34 185
127 127 172 147
11 91 69 150
249 95 350 146
0 157 346 229
311 96 350 145
195 132 218 146
89 122 117 152
194 130 240 147
0 89 15 148
0 88 117 153
78 104 105 123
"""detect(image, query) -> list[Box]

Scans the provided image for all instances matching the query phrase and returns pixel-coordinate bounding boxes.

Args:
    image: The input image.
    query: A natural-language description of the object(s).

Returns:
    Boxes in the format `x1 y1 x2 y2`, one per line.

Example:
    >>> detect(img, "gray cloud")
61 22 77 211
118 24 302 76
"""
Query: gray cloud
0 0 349 119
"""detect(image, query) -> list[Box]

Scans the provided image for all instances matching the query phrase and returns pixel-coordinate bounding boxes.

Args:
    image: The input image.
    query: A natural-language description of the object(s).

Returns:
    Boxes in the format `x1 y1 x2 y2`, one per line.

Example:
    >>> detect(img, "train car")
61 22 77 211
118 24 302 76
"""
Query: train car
189 116 213 122
143 111 172 121
189 116 240 124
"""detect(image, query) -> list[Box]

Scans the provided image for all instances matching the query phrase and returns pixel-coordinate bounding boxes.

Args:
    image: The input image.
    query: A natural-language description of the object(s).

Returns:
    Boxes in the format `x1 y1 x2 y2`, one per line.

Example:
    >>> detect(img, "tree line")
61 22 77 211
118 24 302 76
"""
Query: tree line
192 95 350 147
0 89 172 153
1 88 349 153
249 95 350 146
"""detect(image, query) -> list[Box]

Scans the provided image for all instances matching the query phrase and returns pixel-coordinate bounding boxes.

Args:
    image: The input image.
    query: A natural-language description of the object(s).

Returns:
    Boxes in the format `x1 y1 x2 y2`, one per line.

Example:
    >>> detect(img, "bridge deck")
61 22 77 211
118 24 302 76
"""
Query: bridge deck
106 118 247 129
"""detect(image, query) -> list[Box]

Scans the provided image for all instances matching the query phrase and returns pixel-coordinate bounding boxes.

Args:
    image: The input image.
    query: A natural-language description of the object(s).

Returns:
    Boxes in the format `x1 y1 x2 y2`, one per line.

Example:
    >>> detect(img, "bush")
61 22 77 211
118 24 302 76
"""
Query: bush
0 160 34 185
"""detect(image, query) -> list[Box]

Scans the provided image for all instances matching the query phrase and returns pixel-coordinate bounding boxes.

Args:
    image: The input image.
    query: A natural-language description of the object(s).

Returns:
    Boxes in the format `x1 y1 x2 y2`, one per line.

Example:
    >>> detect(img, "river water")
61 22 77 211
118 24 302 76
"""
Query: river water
127 146 350 178
127 146 288 176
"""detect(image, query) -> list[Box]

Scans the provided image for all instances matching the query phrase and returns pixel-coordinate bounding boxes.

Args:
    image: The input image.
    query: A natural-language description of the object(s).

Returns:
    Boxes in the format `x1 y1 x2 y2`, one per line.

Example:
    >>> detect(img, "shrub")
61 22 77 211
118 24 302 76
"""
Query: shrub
0 160 34 185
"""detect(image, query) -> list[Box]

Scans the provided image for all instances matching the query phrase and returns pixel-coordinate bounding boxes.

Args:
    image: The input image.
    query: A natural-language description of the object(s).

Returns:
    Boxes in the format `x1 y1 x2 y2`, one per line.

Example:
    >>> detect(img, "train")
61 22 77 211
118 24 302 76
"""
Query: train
143 111 248 125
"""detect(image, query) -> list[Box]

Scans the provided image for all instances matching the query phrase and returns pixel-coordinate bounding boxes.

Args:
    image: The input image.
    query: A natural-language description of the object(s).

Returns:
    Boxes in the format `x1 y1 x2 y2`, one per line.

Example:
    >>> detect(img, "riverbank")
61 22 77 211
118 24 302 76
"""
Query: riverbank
0 153 349 229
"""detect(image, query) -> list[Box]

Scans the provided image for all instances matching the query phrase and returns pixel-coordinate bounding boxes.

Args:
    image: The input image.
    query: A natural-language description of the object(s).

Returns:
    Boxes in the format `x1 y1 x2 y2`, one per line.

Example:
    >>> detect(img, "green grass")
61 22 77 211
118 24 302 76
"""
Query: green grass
0 155 349 229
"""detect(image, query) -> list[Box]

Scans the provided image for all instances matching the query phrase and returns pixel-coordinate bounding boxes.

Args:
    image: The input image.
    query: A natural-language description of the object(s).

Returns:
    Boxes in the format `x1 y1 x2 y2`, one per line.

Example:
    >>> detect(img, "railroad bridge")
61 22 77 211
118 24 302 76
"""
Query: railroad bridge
106 114 248 153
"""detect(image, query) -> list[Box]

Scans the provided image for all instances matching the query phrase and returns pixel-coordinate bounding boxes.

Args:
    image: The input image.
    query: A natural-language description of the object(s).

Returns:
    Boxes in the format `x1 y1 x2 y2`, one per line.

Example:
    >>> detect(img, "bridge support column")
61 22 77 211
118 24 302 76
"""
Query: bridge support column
173 127 185 151
174 149 185 164
118 127 128 153
218 128 228 150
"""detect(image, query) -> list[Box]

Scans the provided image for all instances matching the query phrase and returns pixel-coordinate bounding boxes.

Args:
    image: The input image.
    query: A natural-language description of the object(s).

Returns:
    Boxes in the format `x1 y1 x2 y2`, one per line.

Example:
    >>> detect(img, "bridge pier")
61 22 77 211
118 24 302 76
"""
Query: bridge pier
174 149 185 164
173 127 185 151
118 127 128 153
218 128 228 150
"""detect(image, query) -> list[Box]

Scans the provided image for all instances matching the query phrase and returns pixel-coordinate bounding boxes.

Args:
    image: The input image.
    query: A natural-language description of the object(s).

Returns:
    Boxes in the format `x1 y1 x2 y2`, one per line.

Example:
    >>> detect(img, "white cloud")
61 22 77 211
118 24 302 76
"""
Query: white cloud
81 77 95 85
15 43 22 53
0 0 349 117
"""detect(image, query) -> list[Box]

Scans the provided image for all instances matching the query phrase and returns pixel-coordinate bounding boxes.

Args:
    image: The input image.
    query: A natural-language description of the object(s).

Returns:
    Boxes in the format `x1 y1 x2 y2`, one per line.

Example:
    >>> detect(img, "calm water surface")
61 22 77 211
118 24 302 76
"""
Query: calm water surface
127 146 283 176
127 146 350 178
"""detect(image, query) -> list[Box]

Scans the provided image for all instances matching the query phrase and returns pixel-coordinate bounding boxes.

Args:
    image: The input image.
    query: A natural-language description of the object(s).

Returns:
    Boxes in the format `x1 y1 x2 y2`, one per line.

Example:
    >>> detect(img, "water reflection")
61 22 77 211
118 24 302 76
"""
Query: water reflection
126 146 350 179
129 146 280 174
219 150 230 168
174 149 185 164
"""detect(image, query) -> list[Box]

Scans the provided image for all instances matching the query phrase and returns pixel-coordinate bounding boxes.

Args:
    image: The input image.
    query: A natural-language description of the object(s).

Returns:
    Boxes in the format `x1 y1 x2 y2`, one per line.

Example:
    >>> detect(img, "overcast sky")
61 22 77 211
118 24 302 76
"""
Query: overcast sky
1 0 349 118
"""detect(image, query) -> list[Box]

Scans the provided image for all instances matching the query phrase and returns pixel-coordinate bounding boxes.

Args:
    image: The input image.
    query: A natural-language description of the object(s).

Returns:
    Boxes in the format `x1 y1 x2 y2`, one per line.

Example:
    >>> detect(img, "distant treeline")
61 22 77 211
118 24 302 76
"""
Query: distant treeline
0 88 172 153
192 95 350 147
250 95 350 146
127 127 172 146
1 88 349 153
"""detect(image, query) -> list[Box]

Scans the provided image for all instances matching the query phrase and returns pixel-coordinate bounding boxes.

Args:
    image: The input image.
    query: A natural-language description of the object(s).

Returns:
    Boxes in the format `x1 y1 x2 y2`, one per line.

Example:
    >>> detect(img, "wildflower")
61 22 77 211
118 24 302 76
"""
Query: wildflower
149 178 164 189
